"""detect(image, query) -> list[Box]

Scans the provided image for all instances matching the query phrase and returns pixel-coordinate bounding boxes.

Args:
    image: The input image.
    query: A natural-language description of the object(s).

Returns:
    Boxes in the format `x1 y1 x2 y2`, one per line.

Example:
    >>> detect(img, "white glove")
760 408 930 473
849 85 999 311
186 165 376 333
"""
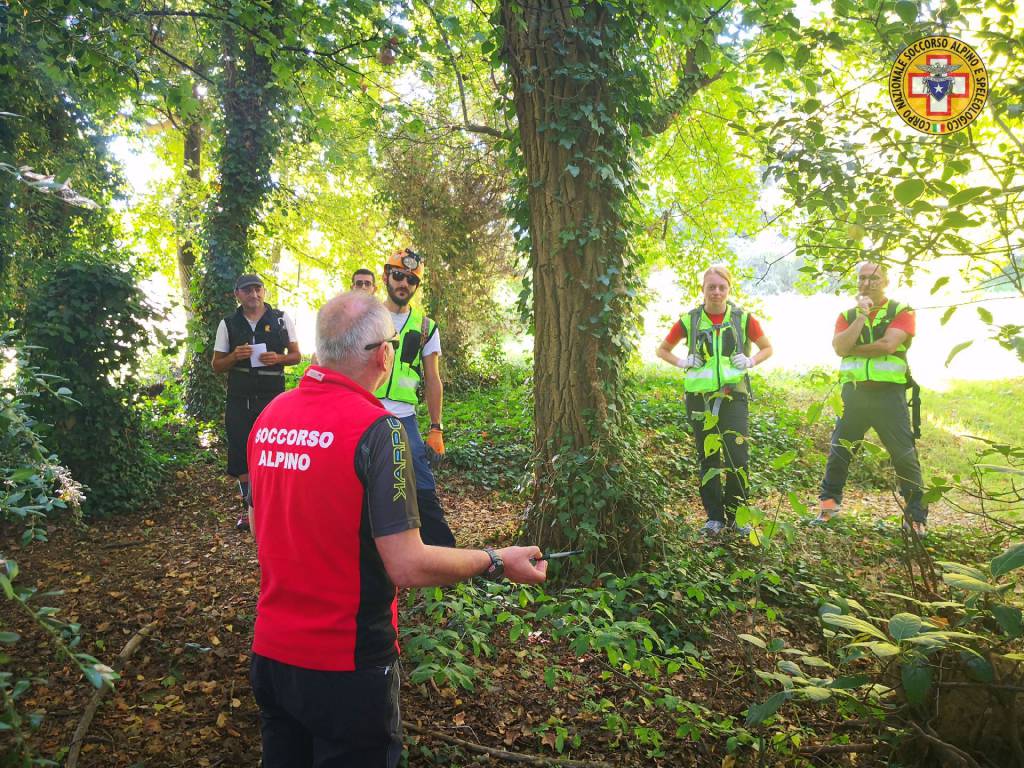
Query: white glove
677 354 704 370
731 353 754 370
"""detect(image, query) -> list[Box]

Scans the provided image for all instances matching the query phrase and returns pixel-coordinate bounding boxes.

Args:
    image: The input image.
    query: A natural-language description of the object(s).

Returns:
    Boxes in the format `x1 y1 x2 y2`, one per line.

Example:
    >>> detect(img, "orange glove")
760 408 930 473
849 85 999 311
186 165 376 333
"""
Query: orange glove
425 428 445 456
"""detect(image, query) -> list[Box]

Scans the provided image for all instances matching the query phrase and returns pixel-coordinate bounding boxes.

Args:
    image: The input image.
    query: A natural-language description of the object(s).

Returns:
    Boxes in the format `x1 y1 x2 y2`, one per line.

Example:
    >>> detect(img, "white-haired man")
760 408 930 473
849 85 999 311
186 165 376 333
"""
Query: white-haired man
246 291 547 767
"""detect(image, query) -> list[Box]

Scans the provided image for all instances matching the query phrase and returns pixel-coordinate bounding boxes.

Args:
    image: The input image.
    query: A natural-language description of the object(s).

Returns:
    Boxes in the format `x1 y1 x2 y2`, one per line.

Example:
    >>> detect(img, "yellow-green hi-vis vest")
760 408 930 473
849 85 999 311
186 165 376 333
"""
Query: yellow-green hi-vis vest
680 303 751 394
374 306 438 405
838 300 912 384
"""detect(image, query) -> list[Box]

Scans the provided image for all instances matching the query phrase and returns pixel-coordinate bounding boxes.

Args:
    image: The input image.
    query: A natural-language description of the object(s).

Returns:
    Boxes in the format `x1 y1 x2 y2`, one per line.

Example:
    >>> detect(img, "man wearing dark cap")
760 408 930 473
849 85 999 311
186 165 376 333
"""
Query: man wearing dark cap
212 274 301 530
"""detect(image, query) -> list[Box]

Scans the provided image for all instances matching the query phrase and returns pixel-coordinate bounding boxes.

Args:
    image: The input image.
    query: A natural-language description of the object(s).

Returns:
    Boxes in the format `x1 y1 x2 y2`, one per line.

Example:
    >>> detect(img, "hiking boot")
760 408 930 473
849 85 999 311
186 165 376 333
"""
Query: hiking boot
235 515 250 532
810 498 840 526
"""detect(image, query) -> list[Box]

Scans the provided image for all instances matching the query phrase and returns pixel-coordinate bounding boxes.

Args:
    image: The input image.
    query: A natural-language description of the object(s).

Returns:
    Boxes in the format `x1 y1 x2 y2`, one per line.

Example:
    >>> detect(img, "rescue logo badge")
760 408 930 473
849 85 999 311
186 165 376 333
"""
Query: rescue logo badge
888 36 988 135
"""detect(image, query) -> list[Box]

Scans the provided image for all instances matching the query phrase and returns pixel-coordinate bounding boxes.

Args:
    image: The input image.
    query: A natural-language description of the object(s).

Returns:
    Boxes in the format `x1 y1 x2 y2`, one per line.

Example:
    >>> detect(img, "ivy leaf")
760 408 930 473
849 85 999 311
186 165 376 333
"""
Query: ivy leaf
745 690 788 725
888 613 922 641
893 179 925 205
944 340 973 367
777 660 803 676
800 686 833 701
943 573 996 592
771 450 797 469
992 605 1023 638
901 661 932 705
566 164 580 178
821 613 888 641
991 542 1024 578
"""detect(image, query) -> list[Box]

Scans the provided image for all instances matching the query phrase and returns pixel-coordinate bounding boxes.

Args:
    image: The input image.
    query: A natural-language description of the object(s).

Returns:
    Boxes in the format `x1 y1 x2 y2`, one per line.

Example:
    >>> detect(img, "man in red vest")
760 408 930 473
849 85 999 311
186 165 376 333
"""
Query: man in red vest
247 290 547 767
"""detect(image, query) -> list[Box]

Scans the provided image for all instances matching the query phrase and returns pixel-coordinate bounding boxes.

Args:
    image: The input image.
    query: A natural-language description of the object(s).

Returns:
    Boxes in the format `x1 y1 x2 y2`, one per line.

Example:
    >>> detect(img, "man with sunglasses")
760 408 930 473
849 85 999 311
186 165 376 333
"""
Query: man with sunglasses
813 261 928 536
375 248 456 546
351 268 376 294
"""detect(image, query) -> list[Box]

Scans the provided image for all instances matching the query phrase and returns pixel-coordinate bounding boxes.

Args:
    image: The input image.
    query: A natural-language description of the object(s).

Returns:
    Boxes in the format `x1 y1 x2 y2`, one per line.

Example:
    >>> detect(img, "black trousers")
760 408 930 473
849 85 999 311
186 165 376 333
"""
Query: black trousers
250 653 402 768
820 382 927 523
225 391 280 477
686 392 749 523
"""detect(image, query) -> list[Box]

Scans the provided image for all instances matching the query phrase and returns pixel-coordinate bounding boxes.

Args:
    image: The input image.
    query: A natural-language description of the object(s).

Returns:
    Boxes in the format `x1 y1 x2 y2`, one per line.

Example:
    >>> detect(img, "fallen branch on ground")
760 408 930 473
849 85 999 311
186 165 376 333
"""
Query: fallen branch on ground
797 742 884 756
405 722 613 767
66 621 160 768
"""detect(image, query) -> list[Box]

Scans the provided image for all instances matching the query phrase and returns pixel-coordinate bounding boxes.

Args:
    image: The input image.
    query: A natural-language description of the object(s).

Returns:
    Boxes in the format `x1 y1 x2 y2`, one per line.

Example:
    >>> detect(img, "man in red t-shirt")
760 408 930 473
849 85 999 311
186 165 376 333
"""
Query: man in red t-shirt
814 262 928 535
247 291 548 767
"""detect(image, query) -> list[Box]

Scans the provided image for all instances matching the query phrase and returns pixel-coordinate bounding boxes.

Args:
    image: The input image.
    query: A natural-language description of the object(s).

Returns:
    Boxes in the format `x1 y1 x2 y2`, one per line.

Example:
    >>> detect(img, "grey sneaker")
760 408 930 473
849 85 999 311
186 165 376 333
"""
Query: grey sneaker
734 524 752 536
703 520 727 536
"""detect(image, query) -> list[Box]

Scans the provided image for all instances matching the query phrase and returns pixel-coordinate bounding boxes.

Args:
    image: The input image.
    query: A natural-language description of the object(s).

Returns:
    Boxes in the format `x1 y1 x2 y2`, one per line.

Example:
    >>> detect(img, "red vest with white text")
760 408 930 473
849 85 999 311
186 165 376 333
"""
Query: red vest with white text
247 366 398 671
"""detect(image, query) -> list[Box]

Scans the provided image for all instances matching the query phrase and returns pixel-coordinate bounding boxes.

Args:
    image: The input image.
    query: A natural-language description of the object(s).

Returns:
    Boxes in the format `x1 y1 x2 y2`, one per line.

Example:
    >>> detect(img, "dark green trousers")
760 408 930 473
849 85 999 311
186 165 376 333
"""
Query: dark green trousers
820 382 927 523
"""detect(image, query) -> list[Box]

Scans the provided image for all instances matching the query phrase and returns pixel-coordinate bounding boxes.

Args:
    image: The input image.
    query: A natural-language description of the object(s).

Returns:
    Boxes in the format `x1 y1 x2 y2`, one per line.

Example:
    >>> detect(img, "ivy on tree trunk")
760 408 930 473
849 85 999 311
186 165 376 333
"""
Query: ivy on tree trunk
503 1 649 570
501 0 718 571
185 9 284 420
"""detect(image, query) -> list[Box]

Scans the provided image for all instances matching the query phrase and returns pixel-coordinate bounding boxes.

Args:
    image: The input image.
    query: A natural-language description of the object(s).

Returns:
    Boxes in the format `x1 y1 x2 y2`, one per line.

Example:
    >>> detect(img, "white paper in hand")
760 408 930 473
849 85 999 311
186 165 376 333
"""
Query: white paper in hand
249 342 268 368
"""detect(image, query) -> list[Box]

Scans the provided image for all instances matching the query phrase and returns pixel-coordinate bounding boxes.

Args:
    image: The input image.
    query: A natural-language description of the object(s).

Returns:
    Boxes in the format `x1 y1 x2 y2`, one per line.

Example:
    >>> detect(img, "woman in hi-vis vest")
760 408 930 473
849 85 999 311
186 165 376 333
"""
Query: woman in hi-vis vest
656 265 773 536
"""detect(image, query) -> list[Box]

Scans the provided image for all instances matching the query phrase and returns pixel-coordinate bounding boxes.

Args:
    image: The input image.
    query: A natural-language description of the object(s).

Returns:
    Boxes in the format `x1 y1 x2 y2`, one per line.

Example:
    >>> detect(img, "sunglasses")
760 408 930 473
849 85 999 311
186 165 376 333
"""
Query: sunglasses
364 334 400 352
388 269 420 287
353 279 374 288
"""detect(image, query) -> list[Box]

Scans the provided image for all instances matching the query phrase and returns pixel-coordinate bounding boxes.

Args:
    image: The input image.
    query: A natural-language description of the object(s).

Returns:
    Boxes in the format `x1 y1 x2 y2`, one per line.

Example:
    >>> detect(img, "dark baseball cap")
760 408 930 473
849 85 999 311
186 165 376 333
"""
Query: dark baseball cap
235 274 264 290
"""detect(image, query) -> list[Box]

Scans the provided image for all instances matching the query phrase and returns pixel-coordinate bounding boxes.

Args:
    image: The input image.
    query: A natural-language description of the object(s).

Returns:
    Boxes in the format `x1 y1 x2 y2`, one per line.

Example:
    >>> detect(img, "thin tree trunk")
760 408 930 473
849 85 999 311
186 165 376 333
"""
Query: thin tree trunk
176 108 201 321
184 9 284 420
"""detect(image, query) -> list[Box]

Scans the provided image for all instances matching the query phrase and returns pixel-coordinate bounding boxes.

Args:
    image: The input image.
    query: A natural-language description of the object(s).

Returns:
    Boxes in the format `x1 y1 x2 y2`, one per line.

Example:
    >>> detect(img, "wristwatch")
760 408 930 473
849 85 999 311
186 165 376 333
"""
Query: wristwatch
430 423 443 431
482 547 504 580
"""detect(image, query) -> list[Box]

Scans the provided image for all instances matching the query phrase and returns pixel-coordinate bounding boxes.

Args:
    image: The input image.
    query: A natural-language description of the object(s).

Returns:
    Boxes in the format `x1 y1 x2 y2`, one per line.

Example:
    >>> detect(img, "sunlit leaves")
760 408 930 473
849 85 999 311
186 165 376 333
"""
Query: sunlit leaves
893 179 925 206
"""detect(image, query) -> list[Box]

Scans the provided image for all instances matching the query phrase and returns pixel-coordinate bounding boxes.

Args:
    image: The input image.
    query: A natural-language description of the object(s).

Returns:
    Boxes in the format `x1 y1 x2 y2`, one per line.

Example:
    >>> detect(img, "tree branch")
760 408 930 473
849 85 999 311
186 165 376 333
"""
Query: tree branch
405 722 613 767
424 1 504 139
642 47 723 137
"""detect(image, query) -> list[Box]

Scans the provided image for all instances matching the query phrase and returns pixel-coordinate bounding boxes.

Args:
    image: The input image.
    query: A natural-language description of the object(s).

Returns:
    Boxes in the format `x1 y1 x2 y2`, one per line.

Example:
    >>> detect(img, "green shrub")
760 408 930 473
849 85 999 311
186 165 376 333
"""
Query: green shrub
0 331 85 538
22 261 161 516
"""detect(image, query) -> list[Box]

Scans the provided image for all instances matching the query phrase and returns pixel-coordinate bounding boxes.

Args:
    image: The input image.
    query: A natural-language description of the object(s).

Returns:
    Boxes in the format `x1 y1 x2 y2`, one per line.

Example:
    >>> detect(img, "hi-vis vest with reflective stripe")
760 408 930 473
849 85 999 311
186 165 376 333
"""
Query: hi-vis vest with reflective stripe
838 300 912 384
373 306 437 405
680 303 751 394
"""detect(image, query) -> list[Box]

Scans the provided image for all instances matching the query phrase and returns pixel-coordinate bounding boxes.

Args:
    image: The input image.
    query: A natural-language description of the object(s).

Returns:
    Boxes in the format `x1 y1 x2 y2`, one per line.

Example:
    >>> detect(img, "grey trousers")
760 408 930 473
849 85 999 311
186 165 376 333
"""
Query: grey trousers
820 382 928 522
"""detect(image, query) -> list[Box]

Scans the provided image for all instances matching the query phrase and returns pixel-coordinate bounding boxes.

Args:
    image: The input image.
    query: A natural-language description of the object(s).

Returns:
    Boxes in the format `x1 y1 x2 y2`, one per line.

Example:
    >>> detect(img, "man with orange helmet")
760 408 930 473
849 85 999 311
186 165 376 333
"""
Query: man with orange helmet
375 248 455 546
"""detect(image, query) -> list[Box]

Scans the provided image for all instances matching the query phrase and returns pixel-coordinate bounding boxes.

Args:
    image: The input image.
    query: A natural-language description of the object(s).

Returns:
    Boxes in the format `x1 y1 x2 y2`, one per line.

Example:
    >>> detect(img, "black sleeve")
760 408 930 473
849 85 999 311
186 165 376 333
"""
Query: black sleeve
354 416 421 537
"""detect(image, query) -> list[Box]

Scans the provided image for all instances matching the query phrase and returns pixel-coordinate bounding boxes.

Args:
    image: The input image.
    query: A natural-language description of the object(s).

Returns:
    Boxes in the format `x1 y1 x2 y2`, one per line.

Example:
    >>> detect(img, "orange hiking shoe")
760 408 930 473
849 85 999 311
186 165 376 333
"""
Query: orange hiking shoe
810 498 840 525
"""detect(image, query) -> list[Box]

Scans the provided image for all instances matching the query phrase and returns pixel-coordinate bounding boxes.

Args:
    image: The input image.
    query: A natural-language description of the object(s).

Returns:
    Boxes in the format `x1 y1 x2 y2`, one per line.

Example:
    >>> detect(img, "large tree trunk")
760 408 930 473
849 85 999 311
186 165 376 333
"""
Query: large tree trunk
502 1 649 570
184 13 283 420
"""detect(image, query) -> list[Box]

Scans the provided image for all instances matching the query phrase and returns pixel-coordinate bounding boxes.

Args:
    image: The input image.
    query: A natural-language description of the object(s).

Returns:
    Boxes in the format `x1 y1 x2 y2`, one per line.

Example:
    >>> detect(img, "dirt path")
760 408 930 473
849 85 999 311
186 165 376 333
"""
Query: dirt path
0 461 562 767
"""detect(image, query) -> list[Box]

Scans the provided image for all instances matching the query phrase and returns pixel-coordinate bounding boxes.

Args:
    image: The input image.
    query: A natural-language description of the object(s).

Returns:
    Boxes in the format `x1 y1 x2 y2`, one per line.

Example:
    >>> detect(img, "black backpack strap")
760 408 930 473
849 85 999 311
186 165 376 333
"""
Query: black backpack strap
729 304 749 353
687 306 702 354
729 303 753 398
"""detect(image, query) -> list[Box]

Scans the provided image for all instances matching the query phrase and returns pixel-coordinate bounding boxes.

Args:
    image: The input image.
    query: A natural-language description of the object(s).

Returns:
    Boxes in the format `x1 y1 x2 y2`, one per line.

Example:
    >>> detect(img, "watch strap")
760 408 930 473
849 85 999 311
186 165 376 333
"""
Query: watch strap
482 547 504 580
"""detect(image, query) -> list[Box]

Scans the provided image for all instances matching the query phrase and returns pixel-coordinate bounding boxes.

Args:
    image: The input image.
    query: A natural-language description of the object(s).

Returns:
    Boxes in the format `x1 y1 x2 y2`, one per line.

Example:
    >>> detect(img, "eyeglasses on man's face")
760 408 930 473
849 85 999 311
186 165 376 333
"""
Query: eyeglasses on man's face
364 334 400 352
353 279 374 288
387 268 420 287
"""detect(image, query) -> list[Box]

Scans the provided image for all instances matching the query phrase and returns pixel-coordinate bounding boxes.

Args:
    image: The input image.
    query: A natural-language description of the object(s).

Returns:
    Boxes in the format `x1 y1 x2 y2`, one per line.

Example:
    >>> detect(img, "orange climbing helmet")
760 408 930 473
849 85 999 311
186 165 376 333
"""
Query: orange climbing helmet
384 247 424 278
